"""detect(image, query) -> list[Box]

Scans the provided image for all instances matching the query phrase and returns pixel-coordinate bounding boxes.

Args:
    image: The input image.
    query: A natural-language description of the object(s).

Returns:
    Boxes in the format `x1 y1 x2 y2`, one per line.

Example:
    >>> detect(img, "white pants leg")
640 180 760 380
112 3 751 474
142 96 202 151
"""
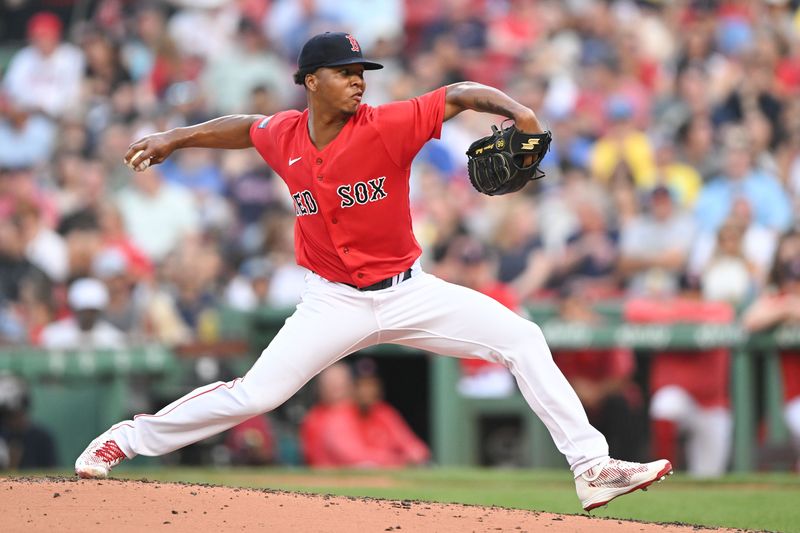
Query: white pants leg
111 274 381 457
650 386 731 477
649 386 695 423
785 397 800 453
686 408 732 477
111 270 608 474
374 273 609 476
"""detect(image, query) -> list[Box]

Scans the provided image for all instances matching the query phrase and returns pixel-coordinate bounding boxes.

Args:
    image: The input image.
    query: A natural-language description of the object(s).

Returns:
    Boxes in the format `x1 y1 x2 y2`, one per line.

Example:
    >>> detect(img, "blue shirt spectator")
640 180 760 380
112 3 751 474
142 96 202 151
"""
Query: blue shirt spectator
158 151 225 197
695 170 792 234
695 129 792 233
0 99 56 168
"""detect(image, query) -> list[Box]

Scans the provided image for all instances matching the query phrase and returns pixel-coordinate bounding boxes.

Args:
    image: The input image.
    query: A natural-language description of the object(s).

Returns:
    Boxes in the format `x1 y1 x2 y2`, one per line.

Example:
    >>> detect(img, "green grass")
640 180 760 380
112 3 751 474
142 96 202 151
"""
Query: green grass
32 467 800 532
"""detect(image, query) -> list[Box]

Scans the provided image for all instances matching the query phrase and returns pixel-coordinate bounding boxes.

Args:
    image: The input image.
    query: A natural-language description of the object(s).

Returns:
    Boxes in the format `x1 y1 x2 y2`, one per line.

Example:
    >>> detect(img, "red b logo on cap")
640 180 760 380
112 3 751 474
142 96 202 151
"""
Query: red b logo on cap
345 34 360 52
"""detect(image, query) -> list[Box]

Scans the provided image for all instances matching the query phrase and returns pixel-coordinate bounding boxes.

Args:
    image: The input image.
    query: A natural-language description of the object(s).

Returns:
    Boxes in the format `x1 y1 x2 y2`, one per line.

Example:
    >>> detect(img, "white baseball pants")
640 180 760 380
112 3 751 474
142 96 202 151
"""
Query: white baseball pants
111 267 609 476
649 385 732 477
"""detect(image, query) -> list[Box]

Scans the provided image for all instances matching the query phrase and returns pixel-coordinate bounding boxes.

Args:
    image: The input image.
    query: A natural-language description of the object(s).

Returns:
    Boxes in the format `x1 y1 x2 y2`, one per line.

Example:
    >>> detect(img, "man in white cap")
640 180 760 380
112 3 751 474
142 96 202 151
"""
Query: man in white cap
40 278 127 350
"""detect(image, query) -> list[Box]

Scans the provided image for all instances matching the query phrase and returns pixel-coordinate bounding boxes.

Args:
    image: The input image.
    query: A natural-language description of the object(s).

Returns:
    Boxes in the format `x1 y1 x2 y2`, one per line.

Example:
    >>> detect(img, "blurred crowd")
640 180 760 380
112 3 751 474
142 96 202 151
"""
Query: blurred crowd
1 0 800 474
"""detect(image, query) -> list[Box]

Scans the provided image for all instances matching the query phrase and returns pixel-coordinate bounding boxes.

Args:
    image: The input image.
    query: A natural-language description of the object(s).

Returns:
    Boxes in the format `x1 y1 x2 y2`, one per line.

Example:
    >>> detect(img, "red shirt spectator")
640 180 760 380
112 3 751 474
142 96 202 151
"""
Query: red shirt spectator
301 363 429 467
225 414 275 465
625 298 734 409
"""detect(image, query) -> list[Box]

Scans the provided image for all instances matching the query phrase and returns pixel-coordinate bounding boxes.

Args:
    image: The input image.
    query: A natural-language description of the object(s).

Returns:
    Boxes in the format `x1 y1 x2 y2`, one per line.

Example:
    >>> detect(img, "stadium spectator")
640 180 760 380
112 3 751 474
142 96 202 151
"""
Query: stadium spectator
201 19 293 115
353 360 430 466
0 374 57 470
224 257 273 312
167 2 240 62
742 229 800 472
626 298 734 478
618 185 695 297
97 202 154 281
589 97 657 190
552 198 620 298
157 148 233 233
13 201 69 284
688 197 777 290
420 0 487 54
0 165 58 230
650 139 703 209
257 209 308 308
652 66 712 147
335 0 404 52
713 49 783 139
120 3 176 92
537 164 609 250
2 12 84 118
115 166 200 264
163 241 223 340
0 216 36 305
491 197 552 300
81 28 132 101
698 217 758 305
675 115 721 183
225 414 276 466
91 247 142 336
264 0 341 60
694 127 792 233
301 362 428 468
40 277 126 350
0 93 56 169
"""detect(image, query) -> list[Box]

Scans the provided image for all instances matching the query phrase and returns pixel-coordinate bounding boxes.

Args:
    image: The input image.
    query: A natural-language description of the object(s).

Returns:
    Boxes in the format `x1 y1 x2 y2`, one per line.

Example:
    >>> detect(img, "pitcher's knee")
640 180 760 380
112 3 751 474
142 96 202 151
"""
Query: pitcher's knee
506 320 545 346
501 322 551 366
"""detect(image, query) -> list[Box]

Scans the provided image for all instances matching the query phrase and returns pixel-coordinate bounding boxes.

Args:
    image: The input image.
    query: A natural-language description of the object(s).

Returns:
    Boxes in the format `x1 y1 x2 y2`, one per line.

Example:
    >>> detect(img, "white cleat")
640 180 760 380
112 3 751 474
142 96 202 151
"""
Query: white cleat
75 431 127 479
576 458 673 512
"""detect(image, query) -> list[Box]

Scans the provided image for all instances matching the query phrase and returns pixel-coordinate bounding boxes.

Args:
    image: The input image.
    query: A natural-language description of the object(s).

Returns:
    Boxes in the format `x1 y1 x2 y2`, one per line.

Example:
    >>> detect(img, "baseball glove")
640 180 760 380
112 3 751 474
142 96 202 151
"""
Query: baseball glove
465 124 552 196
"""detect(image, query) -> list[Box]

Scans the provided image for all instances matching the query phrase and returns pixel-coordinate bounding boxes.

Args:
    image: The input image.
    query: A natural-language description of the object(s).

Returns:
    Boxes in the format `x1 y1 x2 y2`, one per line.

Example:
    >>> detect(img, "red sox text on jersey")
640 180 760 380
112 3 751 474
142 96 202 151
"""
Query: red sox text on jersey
291 177 388 216
249 87 446 288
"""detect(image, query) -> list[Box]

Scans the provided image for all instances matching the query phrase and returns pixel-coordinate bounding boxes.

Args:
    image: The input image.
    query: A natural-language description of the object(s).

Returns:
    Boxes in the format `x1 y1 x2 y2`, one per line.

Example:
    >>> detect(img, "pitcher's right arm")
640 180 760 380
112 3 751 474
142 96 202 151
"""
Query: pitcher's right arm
124 114 265 169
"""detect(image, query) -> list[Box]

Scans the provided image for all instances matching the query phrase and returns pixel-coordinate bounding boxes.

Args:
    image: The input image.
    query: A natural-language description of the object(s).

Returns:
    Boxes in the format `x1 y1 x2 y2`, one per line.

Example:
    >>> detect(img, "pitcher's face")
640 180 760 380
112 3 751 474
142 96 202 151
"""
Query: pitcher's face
308 65 366 116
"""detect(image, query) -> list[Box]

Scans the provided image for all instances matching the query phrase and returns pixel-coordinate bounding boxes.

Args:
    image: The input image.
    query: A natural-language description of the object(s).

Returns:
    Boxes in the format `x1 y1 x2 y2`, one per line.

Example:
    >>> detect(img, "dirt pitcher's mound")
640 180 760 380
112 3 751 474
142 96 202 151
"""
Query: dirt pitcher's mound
1 477 734 533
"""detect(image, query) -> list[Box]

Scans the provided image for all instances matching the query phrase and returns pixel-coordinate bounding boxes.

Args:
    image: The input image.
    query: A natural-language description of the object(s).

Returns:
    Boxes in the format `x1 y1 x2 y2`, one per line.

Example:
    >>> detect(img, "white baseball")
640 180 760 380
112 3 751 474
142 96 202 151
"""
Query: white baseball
129 149 151 172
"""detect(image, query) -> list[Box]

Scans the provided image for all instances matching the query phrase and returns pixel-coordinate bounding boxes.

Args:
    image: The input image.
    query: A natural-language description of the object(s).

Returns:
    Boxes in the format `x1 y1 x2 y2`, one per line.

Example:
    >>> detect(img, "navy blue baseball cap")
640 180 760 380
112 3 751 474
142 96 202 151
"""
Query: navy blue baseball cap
297 32 383 72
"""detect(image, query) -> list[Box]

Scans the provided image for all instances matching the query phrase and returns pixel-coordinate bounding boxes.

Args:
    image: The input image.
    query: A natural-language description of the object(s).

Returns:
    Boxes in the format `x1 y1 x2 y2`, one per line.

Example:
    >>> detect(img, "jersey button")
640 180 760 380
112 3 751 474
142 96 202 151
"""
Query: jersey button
317 175 323 181
343 247 349 254
357 273 364 279
332 217 338 224
316 158 323 165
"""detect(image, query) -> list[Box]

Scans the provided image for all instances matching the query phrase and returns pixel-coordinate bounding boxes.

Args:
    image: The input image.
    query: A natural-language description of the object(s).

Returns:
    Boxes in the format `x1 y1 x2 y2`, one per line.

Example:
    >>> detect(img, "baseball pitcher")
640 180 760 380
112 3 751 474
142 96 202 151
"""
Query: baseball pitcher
75 32 671 512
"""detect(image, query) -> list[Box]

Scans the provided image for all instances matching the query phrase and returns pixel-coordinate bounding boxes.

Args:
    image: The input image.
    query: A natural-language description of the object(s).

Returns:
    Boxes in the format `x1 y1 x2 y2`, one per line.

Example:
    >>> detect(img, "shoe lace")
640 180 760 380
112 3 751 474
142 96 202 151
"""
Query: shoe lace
608 459 648 473
588 459 648 488
94 440 125 464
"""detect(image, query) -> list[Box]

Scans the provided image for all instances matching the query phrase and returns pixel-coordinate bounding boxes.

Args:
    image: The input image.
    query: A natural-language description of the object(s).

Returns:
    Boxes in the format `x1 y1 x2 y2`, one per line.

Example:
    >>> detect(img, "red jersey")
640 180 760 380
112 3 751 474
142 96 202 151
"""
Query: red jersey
300 401 429 468
757 294 800 402
625 298 733 408
249 88 447 288
554 348 634 383
781 352 800 402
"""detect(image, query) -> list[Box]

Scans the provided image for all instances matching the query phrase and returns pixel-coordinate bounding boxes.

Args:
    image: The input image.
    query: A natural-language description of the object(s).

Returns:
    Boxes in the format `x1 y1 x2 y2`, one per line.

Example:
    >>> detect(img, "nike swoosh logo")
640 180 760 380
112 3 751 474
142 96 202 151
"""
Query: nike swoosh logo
289 156 302 166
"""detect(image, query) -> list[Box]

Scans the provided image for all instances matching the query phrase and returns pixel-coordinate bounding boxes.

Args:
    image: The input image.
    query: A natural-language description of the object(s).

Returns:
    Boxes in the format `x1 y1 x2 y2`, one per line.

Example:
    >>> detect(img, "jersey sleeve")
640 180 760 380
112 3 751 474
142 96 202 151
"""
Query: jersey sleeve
374 86 447 168
249 114 276 167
